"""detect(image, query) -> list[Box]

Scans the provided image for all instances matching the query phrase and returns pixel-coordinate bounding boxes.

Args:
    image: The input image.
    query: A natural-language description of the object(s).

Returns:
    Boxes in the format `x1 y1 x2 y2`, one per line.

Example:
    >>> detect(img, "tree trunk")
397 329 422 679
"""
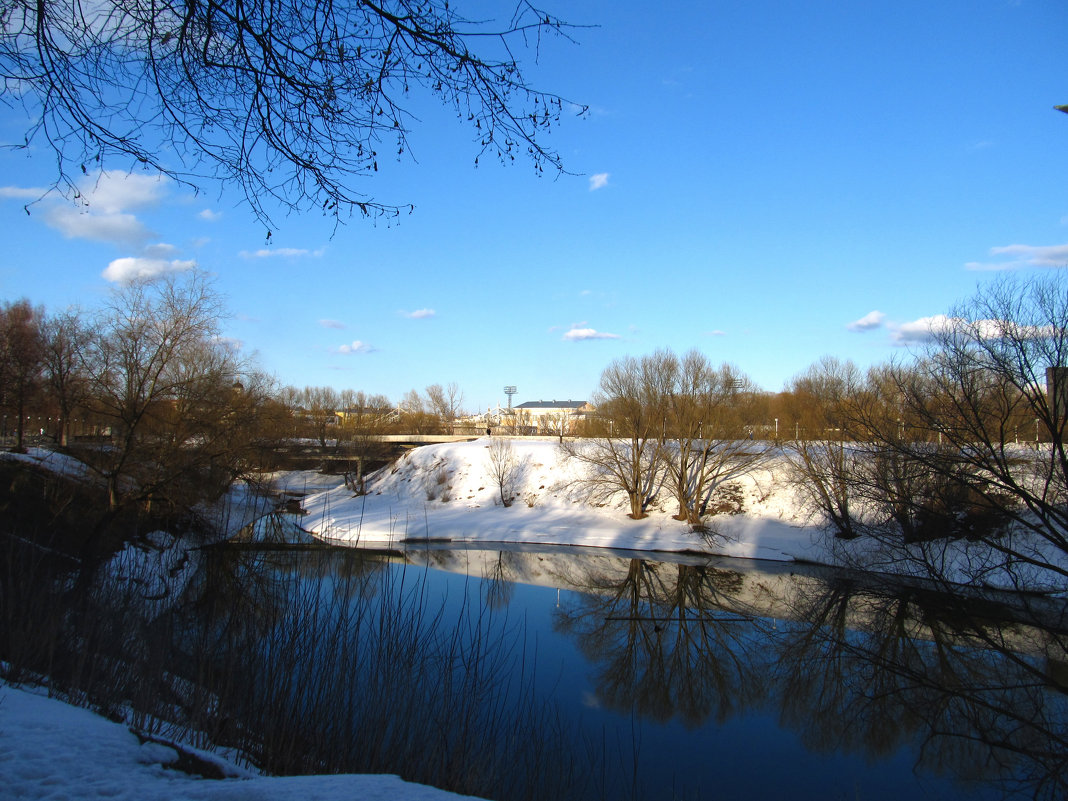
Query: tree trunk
107 474 120 513
628 491 646 519
14 396 26 452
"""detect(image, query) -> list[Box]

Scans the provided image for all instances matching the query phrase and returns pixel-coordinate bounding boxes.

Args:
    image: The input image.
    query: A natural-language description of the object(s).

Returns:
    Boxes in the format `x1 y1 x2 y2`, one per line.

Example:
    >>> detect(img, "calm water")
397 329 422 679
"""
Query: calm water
190 543 1067 801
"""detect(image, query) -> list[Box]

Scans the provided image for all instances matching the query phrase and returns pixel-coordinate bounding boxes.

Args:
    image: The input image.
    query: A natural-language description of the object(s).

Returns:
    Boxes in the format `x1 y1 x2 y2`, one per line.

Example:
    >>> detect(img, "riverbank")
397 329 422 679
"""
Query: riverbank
294 436 826 562
0 682 485 800
290 437 1068 594
6 437 1066 592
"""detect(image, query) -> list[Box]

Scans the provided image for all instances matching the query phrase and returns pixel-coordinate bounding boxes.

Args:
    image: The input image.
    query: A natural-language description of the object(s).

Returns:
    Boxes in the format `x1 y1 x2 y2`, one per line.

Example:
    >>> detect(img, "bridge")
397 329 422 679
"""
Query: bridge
366 434 484 445
269 434 483 469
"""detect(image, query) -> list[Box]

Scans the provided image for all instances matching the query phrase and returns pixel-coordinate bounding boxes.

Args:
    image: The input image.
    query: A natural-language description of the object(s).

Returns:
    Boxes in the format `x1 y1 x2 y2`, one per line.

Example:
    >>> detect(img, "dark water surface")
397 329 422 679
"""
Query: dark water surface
190 543 1066 801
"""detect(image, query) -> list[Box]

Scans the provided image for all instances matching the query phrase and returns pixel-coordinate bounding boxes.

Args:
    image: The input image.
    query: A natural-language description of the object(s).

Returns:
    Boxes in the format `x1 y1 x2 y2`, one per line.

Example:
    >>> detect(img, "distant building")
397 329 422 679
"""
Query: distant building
511 399 595 435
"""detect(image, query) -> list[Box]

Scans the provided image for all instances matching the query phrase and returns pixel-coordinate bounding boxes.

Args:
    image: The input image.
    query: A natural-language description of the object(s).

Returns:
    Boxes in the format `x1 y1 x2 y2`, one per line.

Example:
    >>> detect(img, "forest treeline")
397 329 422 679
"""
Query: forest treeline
0 274 476 537
567 274 1068 591
3 272 1068 583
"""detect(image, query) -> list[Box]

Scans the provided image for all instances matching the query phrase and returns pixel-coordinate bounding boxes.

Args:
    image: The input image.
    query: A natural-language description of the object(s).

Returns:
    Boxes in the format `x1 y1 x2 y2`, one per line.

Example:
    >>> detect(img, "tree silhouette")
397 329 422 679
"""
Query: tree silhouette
1 0 584 225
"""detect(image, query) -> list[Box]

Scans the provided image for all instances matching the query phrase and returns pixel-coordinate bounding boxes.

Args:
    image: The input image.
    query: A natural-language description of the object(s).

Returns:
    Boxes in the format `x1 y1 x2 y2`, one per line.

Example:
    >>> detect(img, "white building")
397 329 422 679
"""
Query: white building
507 399 594 435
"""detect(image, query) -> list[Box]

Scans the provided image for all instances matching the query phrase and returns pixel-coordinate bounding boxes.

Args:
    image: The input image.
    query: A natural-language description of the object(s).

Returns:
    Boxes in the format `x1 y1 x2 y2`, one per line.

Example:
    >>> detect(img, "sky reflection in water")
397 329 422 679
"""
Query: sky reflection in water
388 544 1062 801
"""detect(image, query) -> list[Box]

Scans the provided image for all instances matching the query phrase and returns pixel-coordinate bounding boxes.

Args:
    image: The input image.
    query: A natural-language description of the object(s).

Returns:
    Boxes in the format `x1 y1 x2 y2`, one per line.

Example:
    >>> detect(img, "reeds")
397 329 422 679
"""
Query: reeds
1 536 591 801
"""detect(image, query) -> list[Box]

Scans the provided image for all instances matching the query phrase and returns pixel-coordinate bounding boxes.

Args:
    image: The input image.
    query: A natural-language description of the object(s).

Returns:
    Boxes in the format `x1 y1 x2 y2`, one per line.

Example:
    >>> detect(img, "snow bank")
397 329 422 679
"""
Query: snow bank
296 437 1068 591
0 446 93 479
300 437 826 563
0 683 485 800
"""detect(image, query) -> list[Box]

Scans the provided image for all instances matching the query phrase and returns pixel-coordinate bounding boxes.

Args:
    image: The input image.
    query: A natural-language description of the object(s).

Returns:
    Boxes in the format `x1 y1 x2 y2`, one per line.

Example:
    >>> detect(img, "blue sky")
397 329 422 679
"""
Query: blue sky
2 0 1067 412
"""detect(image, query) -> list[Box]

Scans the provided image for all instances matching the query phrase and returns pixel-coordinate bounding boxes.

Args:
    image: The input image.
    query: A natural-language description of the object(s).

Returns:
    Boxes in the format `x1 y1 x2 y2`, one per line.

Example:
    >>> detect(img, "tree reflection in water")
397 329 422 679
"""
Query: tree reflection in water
545 551 1067 800
553 558 770 727
774 572 1068 800
59 539 1064 801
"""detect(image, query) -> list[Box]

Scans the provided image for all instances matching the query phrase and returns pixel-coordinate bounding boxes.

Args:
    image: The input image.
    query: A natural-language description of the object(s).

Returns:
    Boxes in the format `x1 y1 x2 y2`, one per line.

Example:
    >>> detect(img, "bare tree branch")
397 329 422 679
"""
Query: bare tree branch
1 0 586 225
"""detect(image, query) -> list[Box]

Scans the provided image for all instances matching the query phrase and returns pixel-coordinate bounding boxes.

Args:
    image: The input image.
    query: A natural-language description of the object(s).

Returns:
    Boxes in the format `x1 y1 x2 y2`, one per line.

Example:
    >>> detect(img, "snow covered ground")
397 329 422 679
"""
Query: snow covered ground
298 436 829 563
0 683 484 800
291 437 1068 592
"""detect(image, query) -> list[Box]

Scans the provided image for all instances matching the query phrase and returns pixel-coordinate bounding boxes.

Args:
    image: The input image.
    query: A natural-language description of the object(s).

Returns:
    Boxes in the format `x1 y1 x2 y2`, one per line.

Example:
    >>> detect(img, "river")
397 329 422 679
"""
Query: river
168 541 1066 800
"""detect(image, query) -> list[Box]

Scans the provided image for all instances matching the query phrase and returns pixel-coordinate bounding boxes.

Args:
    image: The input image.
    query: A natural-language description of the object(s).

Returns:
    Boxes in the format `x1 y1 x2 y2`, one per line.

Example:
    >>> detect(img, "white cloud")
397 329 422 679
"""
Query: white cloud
889 315 953 343
102 256 196 283
319 319 347 329
562 326 620 341
44 205 154 248
706 330 727 337
5 170 166 246
198 208 222 222
890 313 1062 344
337 340 373 354
588 173 610 191
82 172 167 214
403 308 436 319
143 243 178 258
23 170 171 248
965 243 1068 271
239 247 324 259
0 185 50 199
847 310 886 332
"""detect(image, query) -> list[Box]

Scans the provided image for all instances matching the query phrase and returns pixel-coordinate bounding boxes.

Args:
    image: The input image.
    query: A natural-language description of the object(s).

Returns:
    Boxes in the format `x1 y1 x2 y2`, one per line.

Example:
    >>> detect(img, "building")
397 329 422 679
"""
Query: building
509 399 594 435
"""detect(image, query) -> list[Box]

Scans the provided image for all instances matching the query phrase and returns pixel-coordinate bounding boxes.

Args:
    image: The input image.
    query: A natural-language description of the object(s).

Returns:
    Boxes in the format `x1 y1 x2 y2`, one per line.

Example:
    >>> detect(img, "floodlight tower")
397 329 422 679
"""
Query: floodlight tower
504 385 517 409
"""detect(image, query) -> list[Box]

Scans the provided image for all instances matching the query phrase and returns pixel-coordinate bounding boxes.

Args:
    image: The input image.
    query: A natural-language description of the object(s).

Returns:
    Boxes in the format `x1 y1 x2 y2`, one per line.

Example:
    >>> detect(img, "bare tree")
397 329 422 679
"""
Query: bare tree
337 389 393 493
425 382 464 428
541 410 574 442
486 436 519 507
0 299 45 452
781 357 863 538
40 308 92 447
399 388 443 434
660 351 770 525
81 271 256 514
851 276 1068 582
561 352 671 519
300 386 342 448
2 0 585 225
274 385 306 440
